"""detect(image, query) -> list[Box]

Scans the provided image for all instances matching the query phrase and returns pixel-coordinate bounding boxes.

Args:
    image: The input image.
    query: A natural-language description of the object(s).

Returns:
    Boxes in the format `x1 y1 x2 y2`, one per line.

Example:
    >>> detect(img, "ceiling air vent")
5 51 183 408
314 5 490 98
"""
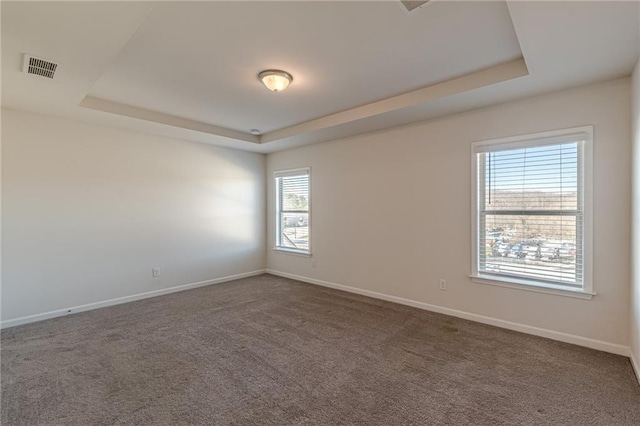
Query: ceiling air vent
23 55 57 79
401 1 430 12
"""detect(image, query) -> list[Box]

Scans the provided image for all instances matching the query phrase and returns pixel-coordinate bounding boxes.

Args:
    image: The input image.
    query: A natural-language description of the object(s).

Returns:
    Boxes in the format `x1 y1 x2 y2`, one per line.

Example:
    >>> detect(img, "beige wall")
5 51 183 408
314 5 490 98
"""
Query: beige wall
1 109 266 323
267 78 632 350
2 78 634 356
631 60 640 372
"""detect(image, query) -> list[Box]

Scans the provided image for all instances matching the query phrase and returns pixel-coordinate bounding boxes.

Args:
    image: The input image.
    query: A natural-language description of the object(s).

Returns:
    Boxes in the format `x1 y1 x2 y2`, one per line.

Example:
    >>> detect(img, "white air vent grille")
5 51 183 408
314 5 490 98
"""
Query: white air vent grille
401 1 430 12
23 55 57 79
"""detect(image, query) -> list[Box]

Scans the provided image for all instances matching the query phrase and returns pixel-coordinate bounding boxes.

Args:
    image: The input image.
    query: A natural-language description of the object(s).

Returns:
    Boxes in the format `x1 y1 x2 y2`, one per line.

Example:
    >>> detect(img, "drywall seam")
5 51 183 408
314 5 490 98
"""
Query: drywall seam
266 269 630 357
1 269 266 329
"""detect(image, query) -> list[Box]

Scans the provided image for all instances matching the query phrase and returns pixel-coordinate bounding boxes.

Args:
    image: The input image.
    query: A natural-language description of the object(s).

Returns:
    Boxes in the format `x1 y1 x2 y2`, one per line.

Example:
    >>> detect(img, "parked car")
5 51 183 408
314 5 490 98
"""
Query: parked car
559 243 576 260
535 244 555 261
487 232 503 240
283 215 308 227
493 242 511 257
506 244 527 259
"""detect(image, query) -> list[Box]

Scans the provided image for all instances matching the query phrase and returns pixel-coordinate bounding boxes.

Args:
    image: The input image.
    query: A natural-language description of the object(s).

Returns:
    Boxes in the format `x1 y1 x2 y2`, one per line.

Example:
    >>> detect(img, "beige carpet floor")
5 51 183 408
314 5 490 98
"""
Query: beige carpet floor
2 274 639 425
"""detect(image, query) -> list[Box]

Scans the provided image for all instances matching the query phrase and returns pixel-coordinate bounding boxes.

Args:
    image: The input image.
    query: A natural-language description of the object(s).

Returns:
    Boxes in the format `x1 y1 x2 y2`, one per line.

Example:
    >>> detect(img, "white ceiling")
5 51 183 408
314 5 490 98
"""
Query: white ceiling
2 1 639 154
89 0 521 133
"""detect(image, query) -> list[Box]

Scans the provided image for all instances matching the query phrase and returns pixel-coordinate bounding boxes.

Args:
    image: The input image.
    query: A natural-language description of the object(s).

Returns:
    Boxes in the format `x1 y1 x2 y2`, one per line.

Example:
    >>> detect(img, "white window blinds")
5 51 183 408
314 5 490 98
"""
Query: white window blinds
275 169 310 253
473 128 591 290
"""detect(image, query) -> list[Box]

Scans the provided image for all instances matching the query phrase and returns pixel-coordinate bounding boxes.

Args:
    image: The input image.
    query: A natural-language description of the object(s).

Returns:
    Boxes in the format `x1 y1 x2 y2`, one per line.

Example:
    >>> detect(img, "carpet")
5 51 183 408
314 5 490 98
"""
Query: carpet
2 274 639 425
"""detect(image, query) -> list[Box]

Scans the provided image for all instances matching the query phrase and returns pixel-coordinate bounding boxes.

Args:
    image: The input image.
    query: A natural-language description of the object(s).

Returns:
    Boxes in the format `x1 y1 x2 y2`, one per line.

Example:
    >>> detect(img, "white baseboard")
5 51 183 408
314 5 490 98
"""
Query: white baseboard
266 269 631 357
631 352 640 385
1 269 266 329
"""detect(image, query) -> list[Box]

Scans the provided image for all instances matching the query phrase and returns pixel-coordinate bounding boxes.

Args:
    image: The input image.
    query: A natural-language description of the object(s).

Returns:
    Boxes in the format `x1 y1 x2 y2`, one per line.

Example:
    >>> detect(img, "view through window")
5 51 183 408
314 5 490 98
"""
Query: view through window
275 169 310 253
473 128 591 291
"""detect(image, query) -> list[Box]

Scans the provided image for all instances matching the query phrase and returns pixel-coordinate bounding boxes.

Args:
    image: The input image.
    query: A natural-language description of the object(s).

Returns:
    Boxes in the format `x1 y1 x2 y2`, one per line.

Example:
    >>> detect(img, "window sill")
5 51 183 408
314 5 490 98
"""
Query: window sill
469 274 595 300
273 247 311 257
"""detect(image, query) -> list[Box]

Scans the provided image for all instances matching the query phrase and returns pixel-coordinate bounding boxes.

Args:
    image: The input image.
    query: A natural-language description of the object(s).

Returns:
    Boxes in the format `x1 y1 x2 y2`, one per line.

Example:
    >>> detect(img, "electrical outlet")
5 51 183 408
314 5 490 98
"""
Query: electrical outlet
311 257 317 268
439 279 447 291
152 268 160 278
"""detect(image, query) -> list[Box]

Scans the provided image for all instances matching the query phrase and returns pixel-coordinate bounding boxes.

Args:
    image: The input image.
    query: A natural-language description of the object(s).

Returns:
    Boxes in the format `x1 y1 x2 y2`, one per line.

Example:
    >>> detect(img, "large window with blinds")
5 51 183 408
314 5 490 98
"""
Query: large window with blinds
275 168 310 254
471 126 593 295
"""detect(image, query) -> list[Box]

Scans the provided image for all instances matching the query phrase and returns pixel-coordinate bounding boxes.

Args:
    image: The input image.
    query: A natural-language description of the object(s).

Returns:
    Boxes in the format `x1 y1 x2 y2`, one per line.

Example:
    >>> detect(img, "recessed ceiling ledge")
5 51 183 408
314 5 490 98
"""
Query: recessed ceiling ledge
80 58 527 147
79 96 260 144
259 57 529 144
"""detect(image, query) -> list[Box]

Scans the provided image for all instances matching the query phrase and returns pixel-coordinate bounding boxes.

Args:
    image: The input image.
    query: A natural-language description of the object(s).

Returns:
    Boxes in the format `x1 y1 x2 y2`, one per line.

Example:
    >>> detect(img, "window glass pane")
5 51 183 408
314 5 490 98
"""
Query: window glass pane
484 143 578 211
477 140 583 287
280 212 309 251
276 171 309 252
480 214 579 285
281 176 309 211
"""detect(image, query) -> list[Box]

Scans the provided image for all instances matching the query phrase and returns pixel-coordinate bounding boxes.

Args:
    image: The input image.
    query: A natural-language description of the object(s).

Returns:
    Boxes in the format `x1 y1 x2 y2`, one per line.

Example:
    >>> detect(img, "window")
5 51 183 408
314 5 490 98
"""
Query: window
275 168 310 254
471 126 593 296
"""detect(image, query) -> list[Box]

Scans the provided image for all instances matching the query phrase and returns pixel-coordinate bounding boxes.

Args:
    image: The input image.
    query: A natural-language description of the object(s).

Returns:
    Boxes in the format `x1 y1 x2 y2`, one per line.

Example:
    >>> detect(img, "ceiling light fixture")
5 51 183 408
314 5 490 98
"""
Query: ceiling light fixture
258 70 292 92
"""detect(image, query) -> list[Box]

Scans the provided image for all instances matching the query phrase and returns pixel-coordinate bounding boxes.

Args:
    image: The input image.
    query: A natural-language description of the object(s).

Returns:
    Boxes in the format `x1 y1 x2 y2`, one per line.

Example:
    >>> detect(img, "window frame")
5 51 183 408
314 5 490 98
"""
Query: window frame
470 126 594 299
274 167 311 256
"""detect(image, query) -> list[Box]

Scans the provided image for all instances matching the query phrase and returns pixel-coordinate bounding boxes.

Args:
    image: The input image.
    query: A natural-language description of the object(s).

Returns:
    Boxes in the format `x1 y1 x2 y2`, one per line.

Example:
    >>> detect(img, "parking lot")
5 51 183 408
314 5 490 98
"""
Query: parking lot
483 238 578 283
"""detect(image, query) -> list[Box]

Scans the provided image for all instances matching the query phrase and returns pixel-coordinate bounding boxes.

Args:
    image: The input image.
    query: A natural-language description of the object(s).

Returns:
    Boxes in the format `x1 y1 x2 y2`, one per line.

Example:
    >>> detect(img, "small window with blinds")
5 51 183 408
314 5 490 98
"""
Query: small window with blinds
471 126 593 295
275 168 310 254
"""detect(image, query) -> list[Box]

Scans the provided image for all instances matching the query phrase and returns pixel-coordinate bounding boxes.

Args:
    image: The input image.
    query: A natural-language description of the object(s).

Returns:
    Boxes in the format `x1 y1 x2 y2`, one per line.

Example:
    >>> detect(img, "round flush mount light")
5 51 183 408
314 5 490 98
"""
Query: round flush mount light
250 129 261 135
258 70 292 92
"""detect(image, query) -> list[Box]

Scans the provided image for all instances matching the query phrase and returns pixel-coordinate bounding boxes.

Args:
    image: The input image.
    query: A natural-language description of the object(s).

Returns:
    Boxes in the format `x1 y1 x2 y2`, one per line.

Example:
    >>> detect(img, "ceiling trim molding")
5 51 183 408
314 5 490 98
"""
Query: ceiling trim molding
260 57 529 143
80 58 527 146
79 96 259 144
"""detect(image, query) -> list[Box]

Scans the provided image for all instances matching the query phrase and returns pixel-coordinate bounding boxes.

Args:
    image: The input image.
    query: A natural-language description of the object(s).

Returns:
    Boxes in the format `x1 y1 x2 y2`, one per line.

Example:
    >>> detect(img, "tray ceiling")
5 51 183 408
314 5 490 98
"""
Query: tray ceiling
2 1 638 153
